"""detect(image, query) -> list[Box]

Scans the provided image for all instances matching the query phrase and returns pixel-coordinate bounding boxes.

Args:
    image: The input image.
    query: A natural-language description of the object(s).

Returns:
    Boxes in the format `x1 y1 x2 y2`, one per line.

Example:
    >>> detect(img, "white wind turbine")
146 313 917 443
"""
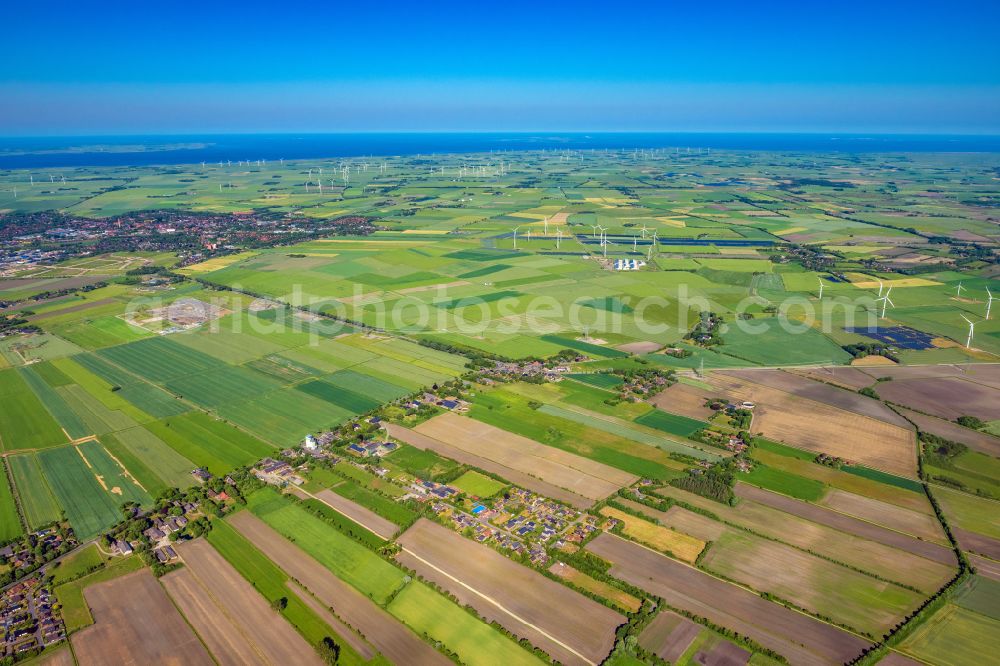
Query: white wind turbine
556 228 562 249
817 278 824 300
956 282 964 298
877 278 884 298
961 314 976 348
591 225 600 239
512 226 521 250
640 223 648 239
875 287 895 319
544 217 549 234
986 288 997 320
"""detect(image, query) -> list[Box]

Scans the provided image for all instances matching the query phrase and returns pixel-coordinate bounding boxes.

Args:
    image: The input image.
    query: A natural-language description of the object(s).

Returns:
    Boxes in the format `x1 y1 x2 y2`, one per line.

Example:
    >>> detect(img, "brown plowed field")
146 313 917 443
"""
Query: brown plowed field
638 611 701 662
161 568 268 666
287 581 376 660
586 533 870 666
228 511 448 666
397 519 624 666
954 528 1000 560
820 489 948 543
717 369 910 427
71 569 214 666
874 377 1000 422
899 408 1000 457
384 422 594 508
648 382 716 420
970 555 1000 581
314 488 397 539
706 373 917 477
735 484 955 567
172 538 323 666
414 413 635 498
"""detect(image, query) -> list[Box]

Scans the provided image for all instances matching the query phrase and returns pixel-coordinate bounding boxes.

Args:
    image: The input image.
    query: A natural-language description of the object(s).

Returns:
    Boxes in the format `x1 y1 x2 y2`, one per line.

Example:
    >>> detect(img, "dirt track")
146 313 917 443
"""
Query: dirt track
229 511 448 666
315 488 398 539
71 569 214 666
587 533 870 666
397 518 624 666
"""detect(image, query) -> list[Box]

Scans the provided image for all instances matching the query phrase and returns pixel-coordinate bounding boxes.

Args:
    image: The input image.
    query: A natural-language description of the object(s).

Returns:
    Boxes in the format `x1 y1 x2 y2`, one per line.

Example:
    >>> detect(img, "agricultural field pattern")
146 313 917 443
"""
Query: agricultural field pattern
0 146 998 666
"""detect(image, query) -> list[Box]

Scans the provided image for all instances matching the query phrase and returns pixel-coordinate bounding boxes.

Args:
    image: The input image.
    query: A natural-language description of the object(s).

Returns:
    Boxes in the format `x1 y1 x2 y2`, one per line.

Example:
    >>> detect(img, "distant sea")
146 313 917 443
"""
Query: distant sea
1 133 999 169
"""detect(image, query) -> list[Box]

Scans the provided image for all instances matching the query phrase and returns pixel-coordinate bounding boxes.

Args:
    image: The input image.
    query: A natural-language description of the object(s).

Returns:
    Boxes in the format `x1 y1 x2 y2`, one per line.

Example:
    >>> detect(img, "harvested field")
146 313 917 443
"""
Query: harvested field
229 511 448 666
734 484 955 567
587 533 870 665
397 519 624 666
413 412 635 500
705 373 917 477
638 611 701 663
548 562 642 613
314 488 397 540
648 382 716 420
28 298 117 321
820 488 947 543
600 506 706 563
171 538 323 666
874 376 1000 422
717 369 910 427
617 498 726 541
71 569 213 666
699 531 922 636
384 423 593 508
900 408 1000 457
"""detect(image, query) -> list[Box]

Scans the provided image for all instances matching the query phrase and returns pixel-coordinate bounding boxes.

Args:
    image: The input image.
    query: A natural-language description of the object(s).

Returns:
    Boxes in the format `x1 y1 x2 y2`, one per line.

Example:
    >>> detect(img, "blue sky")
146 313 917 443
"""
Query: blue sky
1 0 998 134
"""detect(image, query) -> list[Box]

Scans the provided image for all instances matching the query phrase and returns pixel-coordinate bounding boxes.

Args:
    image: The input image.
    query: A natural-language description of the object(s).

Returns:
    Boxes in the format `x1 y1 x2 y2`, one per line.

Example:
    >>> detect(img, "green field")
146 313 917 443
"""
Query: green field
8 453 63 528
383 445 460 478
387 581 544 666
37 444 136 540
565 373 625 390
900 604 1000 666
954 576 1000 620
634 409 708 437
296 379 382 414
451 470 508 498
50 543 107 584
146 411 273 476
0 368 68 452
0 463 23 541
743 464 826 502
306 467 416 526
102 426 197 490
248 489 406 603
